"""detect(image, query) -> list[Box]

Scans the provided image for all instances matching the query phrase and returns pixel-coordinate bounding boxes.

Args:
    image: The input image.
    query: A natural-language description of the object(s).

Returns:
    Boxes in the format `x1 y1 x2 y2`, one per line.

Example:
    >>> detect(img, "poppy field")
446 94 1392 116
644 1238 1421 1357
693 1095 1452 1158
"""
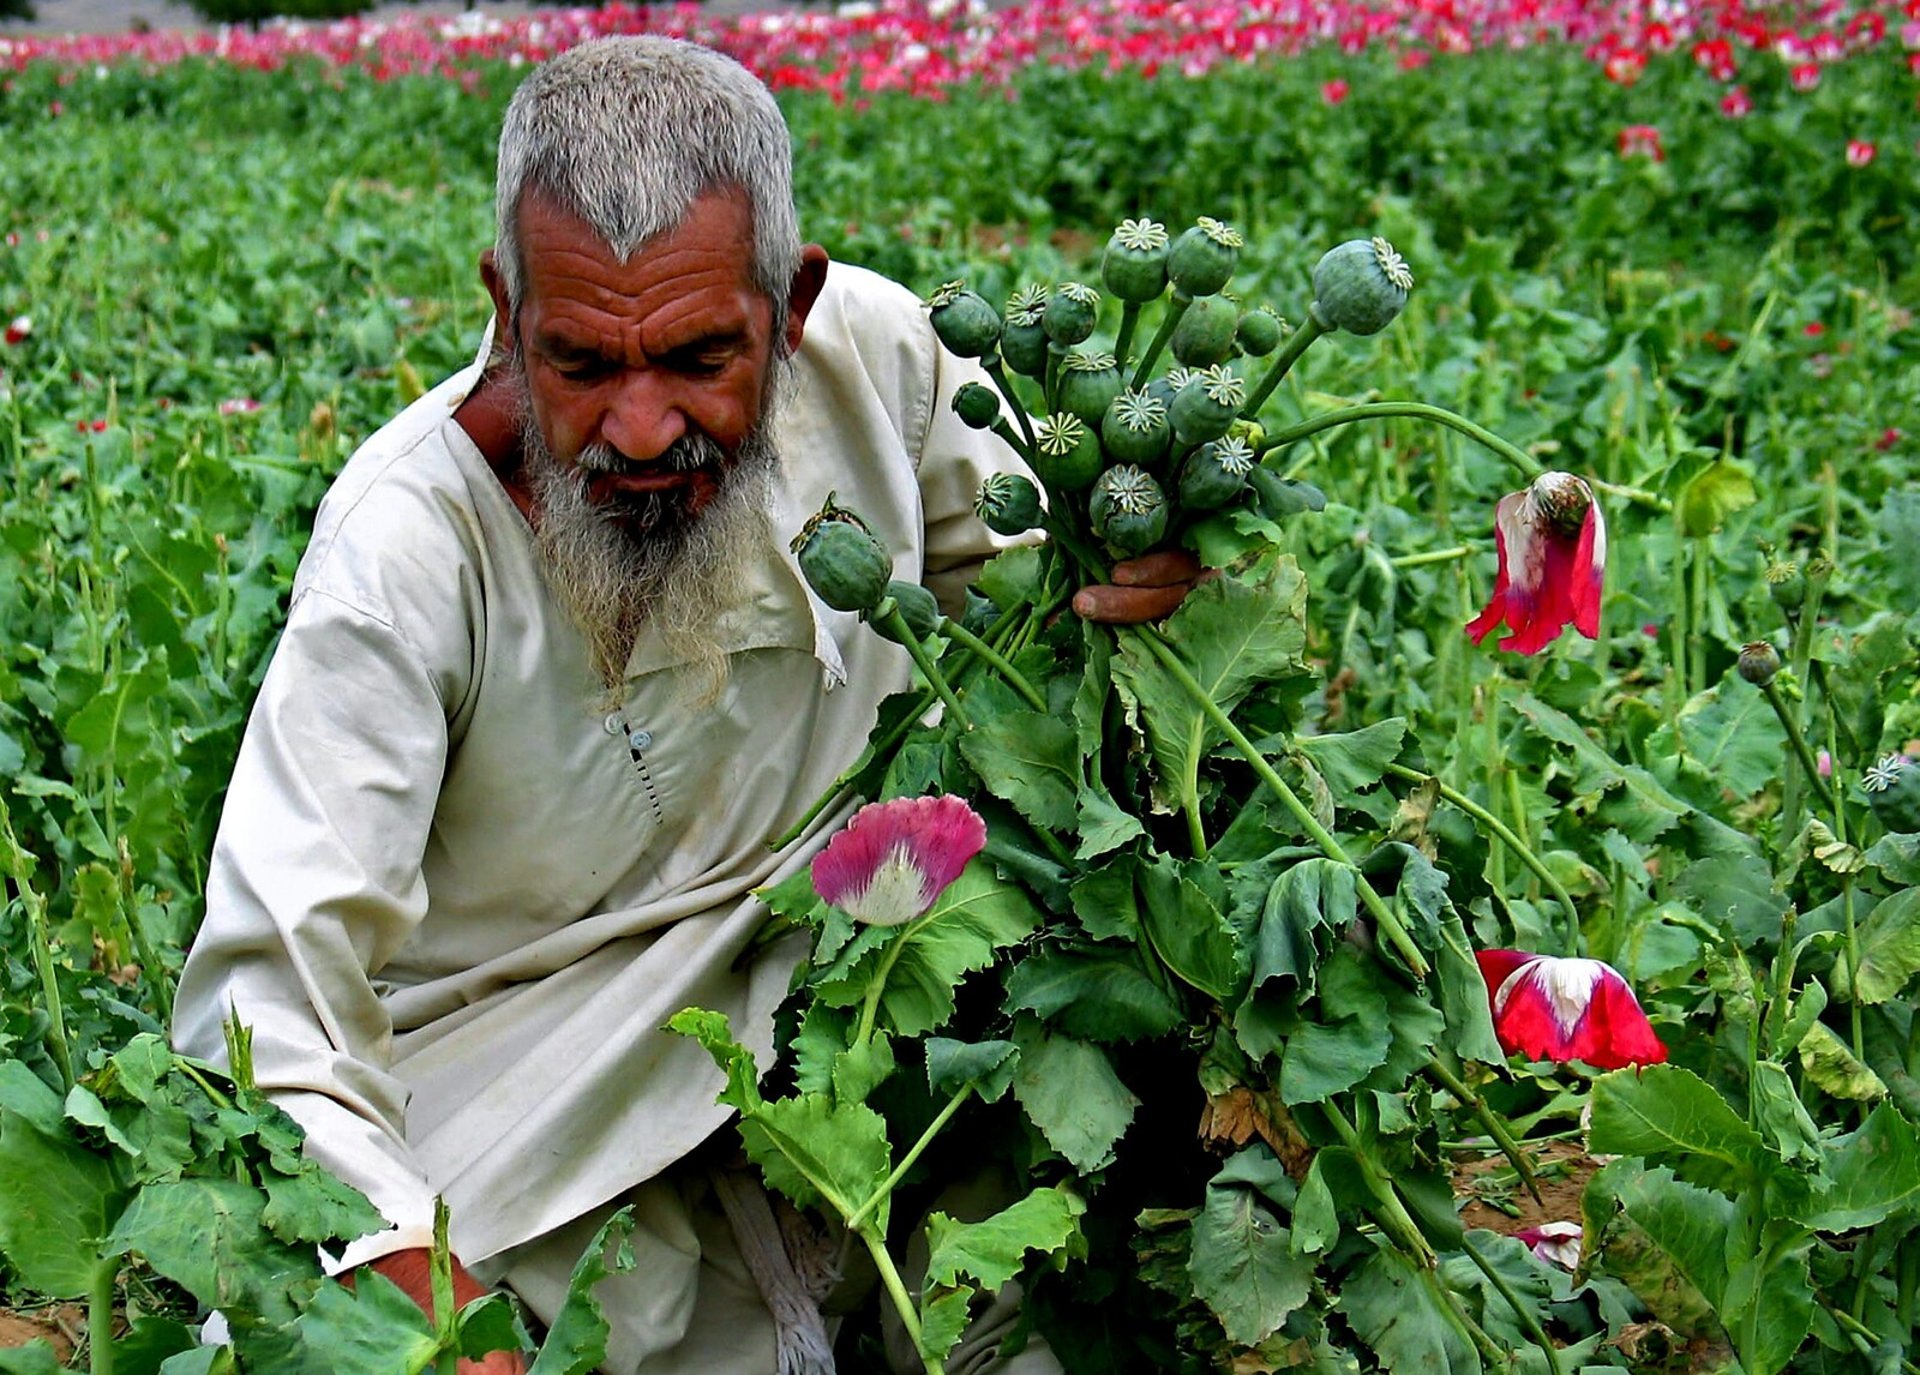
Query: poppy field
1 0 1919 1369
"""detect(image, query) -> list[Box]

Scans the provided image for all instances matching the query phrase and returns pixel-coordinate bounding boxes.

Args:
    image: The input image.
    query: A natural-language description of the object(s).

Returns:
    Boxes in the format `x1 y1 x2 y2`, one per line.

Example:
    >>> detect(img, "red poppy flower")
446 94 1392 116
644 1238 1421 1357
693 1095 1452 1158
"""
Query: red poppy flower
1720 86 1753 118
3 315 29 346
1465 472 1607 655
1320 78 1350 104
1846 139 1877 167
810 795 986 927
1617 124 1664 161
1791 61 1822 90
1476 949 1668 1070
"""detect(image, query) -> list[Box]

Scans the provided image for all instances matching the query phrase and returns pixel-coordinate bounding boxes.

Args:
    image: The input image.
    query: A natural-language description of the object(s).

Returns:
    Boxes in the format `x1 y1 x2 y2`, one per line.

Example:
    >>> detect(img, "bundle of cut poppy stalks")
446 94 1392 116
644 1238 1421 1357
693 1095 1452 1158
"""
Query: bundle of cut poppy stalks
674 217 1661 1374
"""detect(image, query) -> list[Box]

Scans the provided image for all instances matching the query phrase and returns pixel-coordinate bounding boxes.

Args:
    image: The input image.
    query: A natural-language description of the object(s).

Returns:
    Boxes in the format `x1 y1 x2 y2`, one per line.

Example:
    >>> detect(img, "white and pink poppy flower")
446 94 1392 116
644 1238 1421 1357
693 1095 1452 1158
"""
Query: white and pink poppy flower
1515 1221 1583 1270
810 795 986 927
1465 472 1607 655
1476 949 1667 1070
3 315 29 346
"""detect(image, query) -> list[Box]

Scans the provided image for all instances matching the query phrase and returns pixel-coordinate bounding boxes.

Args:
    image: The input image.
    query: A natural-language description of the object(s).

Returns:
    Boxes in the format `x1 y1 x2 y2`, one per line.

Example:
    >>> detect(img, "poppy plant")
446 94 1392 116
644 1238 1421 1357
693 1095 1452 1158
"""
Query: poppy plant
810 794 986 927
1465 471 1606 655
1476 949 1668 1070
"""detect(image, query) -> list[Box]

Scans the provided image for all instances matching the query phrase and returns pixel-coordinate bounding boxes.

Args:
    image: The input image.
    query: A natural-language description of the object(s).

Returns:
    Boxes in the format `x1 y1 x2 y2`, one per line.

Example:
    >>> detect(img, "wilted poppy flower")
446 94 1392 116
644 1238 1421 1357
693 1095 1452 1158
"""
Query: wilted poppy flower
1465 472 1606 654
1617 124 1664 161
3 315 28 346
1845 139 1877 167
810 795 986 927
1515 1221 1583 1270
1476 949 1668 1070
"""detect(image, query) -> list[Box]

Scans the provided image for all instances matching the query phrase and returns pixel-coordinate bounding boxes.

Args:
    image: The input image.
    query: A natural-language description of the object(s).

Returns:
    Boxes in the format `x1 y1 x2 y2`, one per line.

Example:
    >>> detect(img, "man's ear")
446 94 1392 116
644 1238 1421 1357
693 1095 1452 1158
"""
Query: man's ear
780 246 831 359
478 248 516 358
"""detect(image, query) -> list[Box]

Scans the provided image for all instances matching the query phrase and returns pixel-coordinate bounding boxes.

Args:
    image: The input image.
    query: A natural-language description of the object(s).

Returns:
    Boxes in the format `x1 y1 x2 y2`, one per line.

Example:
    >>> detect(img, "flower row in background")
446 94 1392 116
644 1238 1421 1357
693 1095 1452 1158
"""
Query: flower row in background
2 0 1917 91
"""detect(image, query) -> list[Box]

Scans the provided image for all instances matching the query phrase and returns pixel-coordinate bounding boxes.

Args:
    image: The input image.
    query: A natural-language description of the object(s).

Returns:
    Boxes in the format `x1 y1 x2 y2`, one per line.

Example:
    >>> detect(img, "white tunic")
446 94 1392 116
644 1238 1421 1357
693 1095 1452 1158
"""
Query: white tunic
172 262 1026 1271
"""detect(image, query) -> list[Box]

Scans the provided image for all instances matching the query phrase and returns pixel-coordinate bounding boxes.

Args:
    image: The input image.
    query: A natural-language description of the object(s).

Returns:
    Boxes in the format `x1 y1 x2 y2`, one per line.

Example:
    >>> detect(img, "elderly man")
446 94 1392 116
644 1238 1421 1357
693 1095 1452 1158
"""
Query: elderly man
172 34 1172 1375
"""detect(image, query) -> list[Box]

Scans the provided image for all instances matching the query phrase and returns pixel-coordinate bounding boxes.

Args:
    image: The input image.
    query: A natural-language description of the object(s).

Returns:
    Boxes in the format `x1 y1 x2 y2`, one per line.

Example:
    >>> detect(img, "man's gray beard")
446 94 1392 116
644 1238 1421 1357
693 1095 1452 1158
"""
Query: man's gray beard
514 383 780 711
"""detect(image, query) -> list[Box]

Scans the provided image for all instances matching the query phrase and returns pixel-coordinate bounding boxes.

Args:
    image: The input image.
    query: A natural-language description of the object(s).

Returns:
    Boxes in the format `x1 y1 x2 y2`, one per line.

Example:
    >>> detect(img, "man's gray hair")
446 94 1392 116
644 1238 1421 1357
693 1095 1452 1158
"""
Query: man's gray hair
494 37 801 331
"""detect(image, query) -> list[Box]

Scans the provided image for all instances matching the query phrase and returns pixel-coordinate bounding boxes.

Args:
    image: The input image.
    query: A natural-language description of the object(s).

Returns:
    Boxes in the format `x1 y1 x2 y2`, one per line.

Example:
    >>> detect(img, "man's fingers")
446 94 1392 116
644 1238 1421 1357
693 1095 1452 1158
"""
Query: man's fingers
1073 582 1191 624
1109 550 1203 588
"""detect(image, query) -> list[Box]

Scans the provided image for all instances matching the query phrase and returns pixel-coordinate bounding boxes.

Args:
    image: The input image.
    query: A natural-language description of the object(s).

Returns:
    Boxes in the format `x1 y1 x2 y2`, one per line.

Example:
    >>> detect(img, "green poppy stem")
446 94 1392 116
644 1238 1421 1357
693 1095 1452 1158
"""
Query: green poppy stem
1386 764 1580 956
884 606 972 732
1759 681 1835 814
1127 627 1430 980
1129 293 1191 390
861 1226 943 1375
1113 301 1143 372
1423 1056 1540 1202
1239 314 1328 418
982 358 1037 453
1459 1232 1567 1375
937 616 1045 711
845 1083 975 1233
1254 398 1539 482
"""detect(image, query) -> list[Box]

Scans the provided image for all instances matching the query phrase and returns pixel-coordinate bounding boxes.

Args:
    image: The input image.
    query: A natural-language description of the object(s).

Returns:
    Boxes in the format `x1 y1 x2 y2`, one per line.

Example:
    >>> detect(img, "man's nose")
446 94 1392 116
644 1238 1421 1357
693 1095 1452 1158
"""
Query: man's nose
600 372 688 463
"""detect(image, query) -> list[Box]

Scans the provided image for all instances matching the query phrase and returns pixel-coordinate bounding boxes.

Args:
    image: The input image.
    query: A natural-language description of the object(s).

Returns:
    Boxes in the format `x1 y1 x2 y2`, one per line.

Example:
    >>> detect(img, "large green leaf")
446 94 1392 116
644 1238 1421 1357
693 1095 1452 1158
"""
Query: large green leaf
1278 948 1392 1105
1288 720 1408 799
1001 947 1184 1043
1068 860 1140 941
1588 1065 1771 1194
924 1184 1085 1293
956 711 1081 833
1341 1244 1480 1374
1111 556 1308 813
1798 1103 1920 1231
923 1038 1019 1104
1139 857 1248 1003
1247 857 1352 995
1830 888 1920 1005
1510 693 1691 842
744 1094 893 1225
814 860 1042 1036
259 1164 388 1247
0 1109 128 1298
1797 1021 1888 1101
1659 680 1782 801
1010 1024 1137 1173
276 1273 441 1375
0 1345 60 1375
107 1178 315 1329
1187 1177 1314 1346
1720 1222 1814 1375
1592 1164 1732 1329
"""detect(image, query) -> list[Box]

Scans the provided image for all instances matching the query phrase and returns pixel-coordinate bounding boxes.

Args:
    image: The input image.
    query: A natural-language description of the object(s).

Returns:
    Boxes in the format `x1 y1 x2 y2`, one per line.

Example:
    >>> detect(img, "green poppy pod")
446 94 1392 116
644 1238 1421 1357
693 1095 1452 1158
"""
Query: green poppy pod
974 473 1044 537
1170 295 1241 369
1031 413 1103 491
1042 283 1101 347
1101 218 1170 304
1166 217 1244 298
1057 351 1124 429
952 382 1002 430
1309 237 1414 336
1101 388 1172 468
927 283 1002 358
871 580 942 644
1089 465 1169 557
1169 366 1246 446
1235 307 1285 357
1178 435 1256 512
792 497 893 614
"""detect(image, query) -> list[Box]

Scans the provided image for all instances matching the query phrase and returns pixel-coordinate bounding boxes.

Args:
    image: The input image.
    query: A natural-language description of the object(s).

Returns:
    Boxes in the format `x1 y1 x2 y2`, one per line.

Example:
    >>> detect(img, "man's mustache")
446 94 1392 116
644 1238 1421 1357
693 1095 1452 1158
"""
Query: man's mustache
573 434 727 478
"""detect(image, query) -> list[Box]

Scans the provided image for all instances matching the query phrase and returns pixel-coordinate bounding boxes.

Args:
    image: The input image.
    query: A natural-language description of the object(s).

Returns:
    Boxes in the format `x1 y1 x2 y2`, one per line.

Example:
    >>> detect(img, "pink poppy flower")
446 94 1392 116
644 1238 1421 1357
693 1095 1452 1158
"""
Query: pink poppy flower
1321 78 1350 105
1720 86 1753 118
1603 48 1646 85
218 397 261 415
1515 1221 1583 1270
1791 61 1822 90
1617 124 1664 161
1846 139 1877 167
3 315 28 346
1465 472 1607 655
810 795 986 927
1476 949 1668 1070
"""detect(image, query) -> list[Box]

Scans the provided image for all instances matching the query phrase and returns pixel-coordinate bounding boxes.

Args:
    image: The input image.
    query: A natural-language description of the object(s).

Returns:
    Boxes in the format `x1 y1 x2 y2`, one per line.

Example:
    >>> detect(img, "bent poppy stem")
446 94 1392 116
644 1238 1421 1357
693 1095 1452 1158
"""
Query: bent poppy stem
1129 627 1431 981
1459 1232 1567 1375
1759 681 1836 813
1254 399 1540 481
1239 313 1328 418
1423 1056 1541 1203
1386 763 1581 956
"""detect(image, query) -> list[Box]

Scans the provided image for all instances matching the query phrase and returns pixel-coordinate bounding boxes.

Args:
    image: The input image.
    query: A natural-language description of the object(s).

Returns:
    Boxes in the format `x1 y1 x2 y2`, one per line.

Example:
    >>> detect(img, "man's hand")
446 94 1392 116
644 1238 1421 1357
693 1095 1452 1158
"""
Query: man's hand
363 1248 527 1375
1072 550 1214 624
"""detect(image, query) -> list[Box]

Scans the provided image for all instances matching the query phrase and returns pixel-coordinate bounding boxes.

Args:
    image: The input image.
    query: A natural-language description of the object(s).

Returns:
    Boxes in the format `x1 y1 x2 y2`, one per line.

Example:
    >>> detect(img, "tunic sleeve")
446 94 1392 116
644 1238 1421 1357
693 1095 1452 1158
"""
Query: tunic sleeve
173 585 453 1269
